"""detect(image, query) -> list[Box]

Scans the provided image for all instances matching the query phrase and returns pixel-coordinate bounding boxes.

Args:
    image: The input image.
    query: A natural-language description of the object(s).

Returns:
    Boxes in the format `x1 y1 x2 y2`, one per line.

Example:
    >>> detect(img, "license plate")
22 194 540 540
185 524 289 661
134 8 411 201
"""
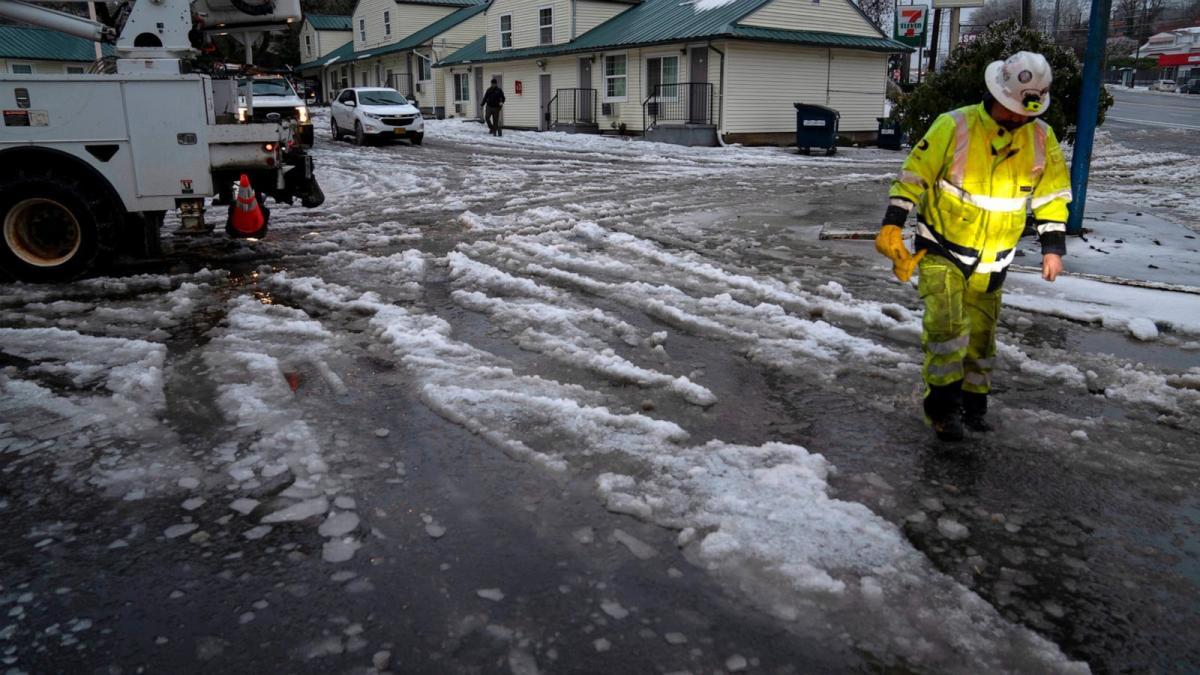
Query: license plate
394 128 407 135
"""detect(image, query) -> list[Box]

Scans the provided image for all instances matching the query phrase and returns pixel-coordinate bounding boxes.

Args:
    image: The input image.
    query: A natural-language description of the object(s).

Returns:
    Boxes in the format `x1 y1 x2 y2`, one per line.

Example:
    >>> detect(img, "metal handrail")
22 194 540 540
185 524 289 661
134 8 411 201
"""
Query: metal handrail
642 82 715 130
547 88 598 127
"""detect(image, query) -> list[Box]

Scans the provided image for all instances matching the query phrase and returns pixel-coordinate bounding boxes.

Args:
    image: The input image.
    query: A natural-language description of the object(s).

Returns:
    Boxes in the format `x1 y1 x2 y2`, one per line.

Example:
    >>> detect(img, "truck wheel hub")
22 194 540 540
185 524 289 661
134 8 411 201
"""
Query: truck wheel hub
4 198 82 267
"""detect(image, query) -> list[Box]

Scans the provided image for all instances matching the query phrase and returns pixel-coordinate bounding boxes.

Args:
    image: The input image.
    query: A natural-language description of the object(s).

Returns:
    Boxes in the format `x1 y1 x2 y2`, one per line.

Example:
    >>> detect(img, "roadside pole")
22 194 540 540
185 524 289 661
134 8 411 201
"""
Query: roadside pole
1066 0 1113 235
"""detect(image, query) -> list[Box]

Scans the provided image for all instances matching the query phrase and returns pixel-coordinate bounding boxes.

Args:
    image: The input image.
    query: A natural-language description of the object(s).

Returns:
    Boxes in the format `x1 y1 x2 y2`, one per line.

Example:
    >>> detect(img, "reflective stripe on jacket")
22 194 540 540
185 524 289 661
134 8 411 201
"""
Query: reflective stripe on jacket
889 103 1072 274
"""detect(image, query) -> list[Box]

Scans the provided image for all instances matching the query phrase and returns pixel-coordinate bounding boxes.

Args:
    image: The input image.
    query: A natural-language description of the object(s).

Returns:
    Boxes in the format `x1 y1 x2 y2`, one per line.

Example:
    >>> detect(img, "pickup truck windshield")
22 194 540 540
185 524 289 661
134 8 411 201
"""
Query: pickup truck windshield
241 79 296 97
358 90 408 106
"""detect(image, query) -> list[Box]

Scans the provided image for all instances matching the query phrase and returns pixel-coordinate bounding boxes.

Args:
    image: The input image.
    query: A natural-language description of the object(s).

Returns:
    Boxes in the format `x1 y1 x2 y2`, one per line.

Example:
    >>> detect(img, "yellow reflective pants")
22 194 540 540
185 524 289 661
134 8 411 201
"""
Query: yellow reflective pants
917 254 1002 395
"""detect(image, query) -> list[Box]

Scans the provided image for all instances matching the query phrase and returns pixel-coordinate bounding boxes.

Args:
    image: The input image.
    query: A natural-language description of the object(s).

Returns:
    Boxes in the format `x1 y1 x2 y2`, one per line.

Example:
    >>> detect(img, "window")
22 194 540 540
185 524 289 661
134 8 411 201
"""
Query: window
359 18 366 43
66 66 85 74
500 14 512 49
646 55 678 98
384 10 391 36
454 73 470 102
305 34 312 57
604 54 626 100
418 54 432 81
539 7 553 45
10 63 33 75
338 90 356 104
360 71 367 87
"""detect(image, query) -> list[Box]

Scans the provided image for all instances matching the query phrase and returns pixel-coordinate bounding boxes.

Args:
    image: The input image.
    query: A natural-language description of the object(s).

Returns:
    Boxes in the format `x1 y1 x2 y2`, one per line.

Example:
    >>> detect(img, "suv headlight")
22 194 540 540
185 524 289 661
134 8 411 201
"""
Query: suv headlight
364 112 383 120
296 106 309 124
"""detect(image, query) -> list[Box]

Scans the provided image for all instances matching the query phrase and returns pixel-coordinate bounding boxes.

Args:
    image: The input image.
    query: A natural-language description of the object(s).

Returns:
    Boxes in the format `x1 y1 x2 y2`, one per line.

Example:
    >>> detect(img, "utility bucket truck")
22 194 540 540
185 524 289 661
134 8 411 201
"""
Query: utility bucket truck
0 0 325 282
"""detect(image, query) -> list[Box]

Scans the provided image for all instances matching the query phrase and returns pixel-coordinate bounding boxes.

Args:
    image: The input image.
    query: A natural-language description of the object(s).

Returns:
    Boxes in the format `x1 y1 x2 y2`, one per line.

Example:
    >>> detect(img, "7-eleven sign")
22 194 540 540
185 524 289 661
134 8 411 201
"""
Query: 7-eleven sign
895 6 929 48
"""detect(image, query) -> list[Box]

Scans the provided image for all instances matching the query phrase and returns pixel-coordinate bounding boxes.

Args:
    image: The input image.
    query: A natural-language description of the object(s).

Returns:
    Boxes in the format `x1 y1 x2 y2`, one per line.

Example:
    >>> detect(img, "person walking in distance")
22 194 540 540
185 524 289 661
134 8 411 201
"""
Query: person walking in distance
874 51 1073 441
482 79 506 136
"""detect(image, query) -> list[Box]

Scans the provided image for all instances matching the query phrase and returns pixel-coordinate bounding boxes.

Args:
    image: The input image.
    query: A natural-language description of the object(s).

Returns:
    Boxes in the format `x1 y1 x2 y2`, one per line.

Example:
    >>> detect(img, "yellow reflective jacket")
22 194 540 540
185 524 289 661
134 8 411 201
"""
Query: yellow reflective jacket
889 103 1072 274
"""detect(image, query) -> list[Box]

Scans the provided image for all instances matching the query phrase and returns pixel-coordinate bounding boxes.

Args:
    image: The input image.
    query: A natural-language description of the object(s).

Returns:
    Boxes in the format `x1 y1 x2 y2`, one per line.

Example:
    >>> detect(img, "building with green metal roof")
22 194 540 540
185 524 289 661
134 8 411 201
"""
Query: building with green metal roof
0 25 115 76
298 14 353 101
299 0 487 116
433 0 910 145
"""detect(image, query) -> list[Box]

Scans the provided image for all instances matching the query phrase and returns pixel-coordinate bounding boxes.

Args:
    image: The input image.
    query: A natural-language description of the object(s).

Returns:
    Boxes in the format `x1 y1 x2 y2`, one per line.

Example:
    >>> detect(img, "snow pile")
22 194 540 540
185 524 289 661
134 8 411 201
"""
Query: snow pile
0 327 166 418
201 296 360 558
456 214 911 378
1004 274 1200 340
595 441 1091 674
447 252 717 406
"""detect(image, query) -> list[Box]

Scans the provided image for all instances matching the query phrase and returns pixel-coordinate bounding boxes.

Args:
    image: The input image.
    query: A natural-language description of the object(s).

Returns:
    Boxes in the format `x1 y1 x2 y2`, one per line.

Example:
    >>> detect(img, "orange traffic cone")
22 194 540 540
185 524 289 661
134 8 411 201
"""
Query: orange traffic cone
228 174 266 238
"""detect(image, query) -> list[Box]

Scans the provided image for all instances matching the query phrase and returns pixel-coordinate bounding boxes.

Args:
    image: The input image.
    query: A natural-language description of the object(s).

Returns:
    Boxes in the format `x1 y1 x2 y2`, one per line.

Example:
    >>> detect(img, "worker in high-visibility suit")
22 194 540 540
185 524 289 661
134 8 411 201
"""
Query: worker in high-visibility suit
875 52 1073 441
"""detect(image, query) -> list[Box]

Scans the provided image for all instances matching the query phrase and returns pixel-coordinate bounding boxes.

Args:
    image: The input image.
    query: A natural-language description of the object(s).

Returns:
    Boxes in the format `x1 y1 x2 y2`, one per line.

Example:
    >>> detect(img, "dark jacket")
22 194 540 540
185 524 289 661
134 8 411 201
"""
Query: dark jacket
482 85 505 108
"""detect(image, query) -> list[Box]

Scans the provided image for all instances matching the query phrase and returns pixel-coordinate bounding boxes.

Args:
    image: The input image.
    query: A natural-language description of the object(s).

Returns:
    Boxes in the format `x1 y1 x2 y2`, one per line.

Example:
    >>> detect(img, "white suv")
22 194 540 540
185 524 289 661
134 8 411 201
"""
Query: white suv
1149 79 1177 92
331 88 424 146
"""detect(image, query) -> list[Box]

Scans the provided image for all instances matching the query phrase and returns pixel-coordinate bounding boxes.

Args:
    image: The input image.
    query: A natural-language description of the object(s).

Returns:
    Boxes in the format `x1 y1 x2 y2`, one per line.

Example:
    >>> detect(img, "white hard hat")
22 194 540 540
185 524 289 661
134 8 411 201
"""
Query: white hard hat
985 51 1052 117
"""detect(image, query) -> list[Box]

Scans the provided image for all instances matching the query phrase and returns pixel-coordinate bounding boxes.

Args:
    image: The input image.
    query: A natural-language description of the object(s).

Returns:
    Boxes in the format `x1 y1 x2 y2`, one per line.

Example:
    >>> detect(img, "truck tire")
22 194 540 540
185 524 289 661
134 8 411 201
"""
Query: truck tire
0 169 116 282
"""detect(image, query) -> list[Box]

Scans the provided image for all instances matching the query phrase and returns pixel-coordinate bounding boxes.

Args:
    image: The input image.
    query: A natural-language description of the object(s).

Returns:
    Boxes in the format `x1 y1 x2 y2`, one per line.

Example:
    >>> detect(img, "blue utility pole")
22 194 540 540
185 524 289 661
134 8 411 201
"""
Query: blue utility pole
1067 0 1114 235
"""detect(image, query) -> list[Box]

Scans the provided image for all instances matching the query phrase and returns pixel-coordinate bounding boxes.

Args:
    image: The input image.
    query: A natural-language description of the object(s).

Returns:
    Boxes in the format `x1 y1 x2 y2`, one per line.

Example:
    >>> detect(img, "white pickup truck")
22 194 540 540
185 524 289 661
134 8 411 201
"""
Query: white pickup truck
238 76 315 147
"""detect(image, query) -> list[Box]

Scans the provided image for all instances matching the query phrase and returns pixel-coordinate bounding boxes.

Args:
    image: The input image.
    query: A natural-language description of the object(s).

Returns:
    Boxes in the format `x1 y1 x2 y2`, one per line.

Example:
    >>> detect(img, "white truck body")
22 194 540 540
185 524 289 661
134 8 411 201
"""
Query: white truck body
1 72 287 212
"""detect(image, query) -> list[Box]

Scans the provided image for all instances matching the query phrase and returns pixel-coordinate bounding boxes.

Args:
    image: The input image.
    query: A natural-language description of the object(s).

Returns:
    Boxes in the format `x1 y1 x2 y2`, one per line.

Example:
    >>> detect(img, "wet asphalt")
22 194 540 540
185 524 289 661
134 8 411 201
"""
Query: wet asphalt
1 117 1198 674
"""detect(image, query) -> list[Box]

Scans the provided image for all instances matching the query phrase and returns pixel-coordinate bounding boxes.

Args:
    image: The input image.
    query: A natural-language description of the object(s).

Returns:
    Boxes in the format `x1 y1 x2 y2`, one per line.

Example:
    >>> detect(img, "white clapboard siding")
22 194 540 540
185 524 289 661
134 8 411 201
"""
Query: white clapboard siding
355 1 454 51
738 0 883 38
723 42 828 134
574 0 629 37
826 49 886 131
301 25 350 62
431 12 487 55
486 0 572 51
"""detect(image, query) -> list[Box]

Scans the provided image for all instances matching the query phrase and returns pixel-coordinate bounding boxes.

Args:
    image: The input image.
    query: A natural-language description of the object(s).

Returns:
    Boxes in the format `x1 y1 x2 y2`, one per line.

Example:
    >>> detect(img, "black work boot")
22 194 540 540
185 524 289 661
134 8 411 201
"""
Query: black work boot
962 391 993 433
924 382 965 442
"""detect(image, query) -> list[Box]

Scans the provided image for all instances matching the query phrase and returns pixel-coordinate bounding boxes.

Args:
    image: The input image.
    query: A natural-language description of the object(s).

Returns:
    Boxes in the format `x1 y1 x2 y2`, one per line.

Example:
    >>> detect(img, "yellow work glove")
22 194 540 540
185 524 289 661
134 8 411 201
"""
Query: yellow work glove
874 225 926 282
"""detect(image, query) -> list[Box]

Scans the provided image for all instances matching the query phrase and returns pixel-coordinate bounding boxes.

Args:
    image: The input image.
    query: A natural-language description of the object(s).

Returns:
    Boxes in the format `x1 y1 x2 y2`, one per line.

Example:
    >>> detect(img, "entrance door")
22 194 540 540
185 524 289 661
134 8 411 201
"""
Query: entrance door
578 58 593 123
688 47 709 124
539 73 552 130
474 68 484 119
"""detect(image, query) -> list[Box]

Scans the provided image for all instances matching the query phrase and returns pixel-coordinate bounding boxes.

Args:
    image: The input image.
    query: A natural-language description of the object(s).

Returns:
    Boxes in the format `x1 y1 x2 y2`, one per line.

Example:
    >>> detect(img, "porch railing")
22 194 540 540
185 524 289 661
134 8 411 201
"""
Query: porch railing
388 73 415 99
642 82 716 130
547 88 598 127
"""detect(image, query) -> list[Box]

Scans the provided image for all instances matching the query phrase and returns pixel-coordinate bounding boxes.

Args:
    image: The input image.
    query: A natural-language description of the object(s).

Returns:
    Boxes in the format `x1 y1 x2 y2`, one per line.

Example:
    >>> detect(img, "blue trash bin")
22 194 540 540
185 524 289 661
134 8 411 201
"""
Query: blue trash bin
794 103 839 156
877 117 905 150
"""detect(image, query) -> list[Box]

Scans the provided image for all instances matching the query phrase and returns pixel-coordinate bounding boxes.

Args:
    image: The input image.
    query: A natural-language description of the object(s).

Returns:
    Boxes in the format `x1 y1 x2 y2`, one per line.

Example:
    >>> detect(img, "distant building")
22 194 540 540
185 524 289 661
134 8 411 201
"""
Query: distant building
1137 26 1200 81
296 15 353 102
434 0 909 146
0 25 114 75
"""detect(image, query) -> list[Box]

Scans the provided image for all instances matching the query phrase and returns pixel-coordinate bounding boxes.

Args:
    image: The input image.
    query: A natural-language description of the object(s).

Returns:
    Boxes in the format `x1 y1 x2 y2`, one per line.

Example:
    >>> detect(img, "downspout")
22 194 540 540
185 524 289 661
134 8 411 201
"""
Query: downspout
571 0 577 40
710 42 727 146
825 48 832 106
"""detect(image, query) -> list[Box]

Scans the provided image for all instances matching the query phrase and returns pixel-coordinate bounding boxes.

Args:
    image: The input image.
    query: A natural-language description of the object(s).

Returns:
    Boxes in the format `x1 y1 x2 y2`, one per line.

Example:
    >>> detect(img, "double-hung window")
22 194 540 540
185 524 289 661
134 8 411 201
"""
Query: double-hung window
418 54 432 82
499 14 512 48
358 18 366 43
384 10 391 36
304 35 312 58
454 73 470 102
646 55 679 99
538 8 553 45
604 54 626 101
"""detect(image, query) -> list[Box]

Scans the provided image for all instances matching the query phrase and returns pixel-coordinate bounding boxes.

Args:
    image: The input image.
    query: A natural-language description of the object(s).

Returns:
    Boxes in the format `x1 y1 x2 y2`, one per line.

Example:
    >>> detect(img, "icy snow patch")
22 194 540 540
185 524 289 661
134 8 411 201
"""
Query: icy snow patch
260 497 329 524
477 588 505 602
